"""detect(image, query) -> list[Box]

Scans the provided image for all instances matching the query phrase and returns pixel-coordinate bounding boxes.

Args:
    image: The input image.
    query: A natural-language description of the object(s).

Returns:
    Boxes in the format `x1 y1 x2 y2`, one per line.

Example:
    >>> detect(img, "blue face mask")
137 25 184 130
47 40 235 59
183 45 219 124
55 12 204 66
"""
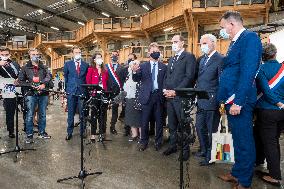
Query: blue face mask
31 55 40 63
112 55 118 62
220 28 230 39
200 44 210 55
150 51 160 60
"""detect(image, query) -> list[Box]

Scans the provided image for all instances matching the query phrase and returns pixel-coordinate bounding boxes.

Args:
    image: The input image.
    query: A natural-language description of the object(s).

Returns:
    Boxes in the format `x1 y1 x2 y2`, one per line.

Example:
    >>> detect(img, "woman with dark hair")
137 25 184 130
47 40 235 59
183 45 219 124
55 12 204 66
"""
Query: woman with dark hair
86 53 109 142
255 43 284 187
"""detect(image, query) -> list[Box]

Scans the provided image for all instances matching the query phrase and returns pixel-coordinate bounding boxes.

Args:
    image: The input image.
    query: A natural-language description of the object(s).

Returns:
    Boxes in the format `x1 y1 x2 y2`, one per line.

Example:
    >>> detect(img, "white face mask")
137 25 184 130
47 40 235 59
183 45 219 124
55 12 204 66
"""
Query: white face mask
220 28 230 39
200 44 210 55
96 58 103 66
74 54 81 61
172 44 179 52
0 56 9 61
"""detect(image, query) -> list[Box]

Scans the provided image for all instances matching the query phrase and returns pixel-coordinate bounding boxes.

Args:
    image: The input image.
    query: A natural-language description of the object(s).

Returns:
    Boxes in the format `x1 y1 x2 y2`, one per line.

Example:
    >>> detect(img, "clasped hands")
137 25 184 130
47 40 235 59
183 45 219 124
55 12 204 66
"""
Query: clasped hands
219 103 242 116
163 90 176 98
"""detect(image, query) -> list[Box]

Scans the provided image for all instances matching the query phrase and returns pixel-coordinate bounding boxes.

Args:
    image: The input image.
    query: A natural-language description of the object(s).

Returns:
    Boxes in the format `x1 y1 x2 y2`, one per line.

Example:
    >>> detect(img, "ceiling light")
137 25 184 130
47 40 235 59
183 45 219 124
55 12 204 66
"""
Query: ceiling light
67 0 73 3
101 12 110 17
93 40 97 43
51 26 59 31
120 35 132 38
78 21 85 26
65 44 73 47
38 9 44 14
142 5 149 11
164 27 173 32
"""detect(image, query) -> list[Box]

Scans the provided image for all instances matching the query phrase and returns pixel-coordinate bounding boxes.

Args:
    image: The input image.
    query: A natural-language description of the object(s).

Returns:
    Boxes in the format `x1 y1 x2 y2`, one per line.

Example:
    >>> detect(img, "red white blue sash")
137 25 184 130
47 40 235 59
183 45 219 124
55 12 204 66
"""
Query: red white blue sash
257 63 284 100
106 63 122 90
225 63 284 104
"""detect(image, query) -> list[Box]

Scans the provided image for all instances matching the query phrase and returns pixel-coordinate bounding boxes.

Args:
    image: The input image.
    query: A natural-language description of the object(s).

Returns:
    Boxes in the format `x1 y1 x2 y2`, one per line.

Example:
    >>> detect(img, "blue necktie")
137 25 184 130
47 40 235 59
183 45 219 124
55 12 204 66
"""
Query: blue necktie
200 55 208 70
152 63 156 91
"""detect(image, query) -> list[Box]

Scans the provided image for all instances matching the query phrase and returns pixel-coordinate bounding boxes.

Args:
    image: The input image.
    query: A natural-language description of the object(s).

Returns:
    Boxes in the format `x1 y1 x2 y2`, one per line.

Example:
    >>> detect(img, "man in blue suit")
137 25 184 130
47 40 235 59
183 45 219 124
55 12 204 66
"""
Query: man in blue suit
132 42 167 151
217 11 262 189
64 46 89 140
195 34 223 166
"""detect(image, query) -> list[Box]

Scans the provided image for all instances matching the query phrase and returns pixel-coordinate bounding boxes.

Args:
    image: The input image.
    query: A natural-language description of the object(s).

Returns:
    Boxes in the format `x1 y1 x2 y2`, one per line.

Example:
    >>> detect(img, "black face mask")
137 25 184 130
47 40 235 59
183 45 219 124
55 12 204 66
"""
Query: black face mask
150 52 160 60
128 59 133 64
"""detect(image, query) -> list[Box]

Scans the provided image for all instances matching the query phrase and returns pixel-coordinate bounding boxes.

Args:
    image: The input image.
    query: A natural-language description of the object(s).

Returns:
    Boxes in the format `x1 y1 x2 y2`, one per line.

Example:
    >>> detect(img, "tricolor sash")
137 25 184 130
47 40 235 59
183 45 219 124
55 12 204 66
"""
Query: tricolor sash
106 63 122 90
225 63 284 104
257 63 284 100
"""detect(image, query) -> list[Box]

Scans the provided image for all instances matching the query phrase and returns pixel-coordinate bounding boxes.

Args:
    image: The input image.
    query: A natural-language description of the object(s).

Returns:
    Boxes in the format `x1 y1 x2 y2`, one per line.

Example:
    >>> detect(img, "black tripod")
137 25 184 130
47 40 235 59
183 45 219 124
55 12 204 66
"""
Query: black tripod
175 88 209 189
0 92 36 161
57 88 102 189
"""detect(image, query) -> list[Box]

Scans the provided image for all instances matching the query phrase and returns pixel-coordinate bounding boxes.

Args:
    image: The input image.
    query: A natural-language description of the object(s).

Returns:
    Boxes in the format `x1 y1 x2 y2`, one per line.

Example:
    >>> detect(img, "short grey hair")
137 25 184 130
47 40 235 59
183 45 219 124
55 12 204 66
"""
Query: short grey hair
28 48 39 54
262 43 277 61
221 11 243 24
201 34 217 44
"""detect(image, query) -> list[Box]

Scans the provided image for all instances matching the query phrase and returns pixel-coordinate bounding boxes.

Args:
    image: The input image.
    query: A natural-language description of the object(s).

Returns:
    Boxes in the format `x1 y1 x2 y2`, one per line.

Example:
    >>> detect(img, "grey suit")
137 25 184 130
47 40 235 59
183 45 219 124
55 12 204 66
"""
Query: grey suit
164 50 196 150
195 51 223 161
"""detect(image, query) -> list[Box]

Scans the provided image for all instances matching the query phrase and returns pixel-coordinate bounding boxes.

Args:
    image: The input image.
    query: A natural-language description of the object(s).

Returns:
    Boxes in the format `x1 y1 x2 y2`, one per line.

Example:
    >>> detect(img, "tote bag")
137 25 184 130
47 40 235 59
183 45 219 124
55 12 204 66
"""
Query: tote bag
210 115 235 163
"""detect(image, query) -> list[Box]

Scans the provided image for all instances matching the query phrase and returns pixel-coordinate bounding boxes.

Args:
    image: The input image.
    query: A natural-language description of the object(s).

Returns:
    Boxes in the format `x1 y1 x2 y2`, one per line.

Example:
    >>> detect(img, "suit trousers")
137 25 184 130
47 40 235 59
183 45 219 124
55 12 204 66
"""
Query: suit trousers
141 92 163 146
67 94 84 135
90 98 107 135
255 108 284 180
195 109 220 161
110 103 119 129
3 98 17 134
227 103 255 188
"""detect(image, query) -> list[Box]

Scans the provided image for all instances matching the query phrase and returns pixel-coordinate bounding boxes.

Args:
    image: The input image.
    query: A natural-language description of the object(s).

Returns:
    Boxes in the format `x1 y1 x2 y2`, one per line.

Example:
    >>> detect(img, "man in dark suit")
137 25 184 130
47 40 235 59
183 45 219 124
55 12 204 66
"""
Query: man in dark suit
163 35 196 161
0 47 20 138
217 11 262 189
195 34 223 166
107 50 125 135
64 46 89 140
132 42 167 151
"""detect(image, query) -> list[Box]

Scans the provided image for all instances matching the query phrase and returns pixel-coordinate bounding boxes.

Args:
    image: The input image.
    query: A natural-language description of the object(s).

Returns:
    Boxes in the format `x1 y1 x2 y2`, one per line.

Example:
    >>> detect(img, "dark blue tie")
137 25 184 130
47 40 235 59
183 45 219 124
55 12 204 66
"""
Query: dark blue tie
200 55 208 70
170 55 178 70
152 63 156 91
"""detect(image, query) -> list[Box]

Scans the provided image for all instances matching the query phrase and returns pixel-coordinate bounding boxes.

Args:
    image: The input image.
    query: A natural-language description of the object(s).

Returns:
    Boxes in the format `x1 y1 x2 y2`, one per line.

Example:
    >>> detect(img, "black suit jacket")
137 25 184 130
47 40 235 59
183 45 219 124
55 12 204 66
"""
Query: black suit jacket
164 51 196 90
196 52 224 110
107 64 125 95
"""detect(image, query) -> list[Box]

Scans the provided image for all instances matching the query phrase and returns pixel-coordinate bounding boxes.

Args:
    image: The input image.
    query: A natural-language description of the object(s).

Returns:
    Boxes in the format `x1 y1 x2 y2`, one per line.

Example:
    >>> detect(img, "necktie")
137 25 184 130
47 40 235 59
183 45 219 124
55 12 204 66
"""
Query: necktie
76 61 80 75
152 63 156 91
200 55 208 71
170 55 178 70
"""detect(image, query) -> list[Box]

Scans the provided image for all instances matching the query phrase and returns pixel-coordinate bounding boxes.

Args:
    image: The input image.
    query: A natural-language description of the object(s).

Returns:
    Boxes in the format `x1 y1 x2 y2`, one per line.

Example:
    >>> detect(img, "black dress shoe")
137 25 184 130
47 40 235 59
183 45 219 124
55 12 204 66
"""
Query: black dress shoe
154 143 162 151
199 160 215 166
163 147 177 156
9 133 15 138
65 134 72 140
138 144 147 151
178 151 190 161
110 128 118 135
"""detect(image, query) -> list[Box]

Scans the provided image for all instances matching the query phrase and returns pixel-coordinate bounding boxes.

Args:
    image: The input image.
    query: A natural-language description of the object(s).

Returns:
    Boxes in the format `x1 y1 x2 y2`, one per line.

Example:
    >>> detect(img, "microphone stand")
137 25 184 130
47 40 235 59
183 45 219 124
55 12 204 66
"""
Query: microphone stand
0 92 36 162
57 94 102 189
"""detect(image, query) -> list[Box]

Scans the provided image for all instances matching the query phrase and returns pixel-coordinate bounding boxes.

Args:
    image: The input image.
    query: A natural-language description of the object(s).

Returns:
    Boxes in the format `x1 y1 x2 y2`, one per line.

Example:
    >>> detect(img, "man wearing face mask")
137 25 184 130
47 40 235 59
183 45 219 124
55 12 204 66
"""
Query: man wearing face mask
195 34 223 166
0 47 20 138
163 35 196 161
107 50 124 135
64 46 89 140
18 48 52 143
217 11 262 189
132 42 167 151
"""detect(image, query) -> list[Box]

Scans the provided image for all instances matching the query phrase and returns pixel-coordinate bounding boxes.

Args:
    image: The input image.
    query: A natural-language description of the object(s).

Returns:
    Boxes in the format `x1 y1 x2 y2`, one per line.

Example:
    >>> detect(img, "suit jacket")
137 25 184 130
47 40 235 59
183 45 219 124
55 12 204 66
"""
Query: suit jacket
217 30 262 107
196 52 224 110
86 67 109 90
164 51 196 91
106 63 125 95
63 60 89 95
132 61 167 105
